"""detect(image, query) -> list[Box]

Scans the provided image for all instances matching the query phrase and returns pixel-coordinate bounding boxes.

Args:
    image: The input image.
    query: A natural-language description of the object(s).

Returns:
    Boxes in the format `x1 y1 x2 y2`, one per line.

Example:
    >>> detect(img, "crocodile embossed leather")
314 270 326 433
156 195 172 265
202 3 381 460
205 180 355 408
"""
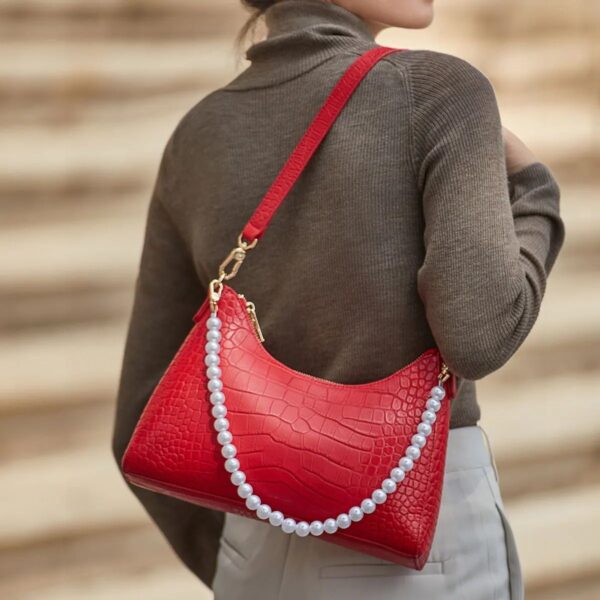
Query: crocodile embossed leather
121 46 458 570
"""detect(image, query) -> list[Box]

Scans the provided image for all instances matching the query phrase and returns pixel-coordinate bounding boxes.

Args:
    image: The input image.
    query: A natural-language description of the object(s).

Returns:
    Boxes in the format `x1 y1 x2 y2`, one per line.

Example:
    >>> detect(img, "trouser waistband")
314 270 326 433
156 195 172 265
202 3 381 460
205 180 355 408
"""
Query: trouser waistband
444 425 496 474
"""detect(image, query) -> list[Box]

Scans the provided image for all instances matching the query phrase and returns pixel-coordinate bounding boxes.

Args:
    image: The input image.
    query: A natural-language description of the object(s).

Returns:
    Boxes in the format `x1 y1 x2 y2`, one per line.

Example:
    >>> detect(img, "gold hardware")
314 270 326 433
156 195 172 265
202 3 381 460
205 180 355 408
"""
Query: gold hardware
208 278 225 312
218 247 246 280
237 294 265 342
237 233 258 251
245 299 265 342
438 362 450 383
217 233 258 282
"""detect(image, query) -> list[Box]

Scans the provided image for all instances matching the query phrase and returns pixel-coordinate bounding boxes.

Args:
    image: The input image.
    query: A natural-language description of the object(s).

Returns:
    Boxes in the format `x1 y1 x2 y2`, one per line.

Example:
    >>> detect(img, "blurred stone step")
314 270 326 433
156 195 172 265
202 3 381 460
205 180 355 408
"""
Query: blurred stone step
0 212 144 296
2 0 593 41
2 281 133 333
0 0 244 40
479 370 600 498
0 40 239 107
500 98 598 181
0 445 143 550
0 401 113 464
0 525 206 600
484 37 594 95
0 321 126 414
446 0 595 39
528 577 600 600
0 118 173 199
507 482 600 592
18 567 208 600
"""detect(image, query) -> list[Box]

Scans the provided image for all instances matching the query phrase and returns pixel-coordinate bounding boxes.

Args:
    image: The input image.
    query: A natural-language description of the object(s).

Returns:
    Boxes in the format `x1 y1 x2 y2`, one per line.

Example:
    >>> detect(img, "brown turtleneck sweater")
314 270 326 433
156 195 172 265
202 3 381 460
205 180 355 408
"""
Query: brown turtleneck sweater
111 0 566 589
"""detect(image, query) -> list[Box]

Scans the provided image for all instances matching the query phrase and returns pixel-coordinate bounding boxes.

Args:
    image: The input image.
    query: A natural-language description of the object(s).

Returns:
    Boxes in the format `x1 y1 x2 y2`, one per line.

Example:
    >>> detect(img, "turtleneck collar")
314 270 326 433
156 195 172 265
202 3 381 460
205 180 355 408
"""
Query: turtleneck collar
225 0 380 90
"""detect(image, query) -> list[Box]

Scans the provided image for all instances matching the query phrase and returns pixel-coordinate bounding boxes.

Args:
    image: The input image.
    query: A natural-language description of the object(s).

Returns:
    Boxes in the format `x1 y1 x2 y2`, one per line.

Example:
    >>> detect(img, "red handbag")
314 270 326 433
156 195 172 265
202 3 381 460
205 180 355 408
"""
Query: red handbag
121 46 457 570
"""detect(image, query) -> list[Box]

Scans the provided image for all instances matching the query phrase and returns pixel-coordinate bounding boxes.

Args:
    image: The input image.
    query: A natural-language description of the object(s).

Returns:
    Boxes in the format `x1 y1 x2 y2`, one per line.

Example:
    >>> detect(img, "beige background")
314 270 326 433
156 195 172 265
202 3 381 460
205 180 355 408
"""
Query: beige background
1 0 599 598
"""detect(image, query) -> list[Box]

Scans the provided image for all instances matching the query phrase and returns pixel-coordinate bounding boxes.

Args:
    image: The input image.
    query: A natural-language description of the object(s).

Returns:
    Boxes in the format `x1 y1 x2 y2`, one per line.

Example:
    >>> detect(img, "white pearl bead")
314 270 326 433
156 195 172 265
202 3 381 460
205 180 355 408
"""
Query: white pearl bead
399 457 414 471
422 410 436 424
213 417 229 432
206 330 221 342
208 378 223 392
204 352 221 367
224 457 239 472
281 517 296 533
207 316 222 330
210 391 225 405
411 434 427 448
269 511 284 527
361 498 376 514
205 341 220 354
230 470 245 485
417 422 432 437
390 467 406 483
206 365 222 379
212 404 227 419
256 504 271 520
221 443 237 459
295 521 310 537
217 430 232 445
406 445 421 461
336 513 351 529
205 353 220 367
245 494 261 510
426 397 441 412
323 518 338 534
349 506 364 522
372 489 387 504
382 478 397 494
431 385 446 400
237 483 253 499
309 520 324 536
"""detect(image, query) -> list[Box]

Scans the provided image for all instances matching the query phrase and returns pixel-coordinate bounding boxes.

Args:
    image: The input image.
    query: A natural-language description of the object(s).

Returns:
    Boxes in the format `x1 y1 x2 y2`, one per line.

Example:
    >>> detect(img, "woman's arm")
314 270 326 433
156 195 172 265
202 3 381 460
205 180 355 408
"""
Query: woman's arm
405 50 566 380
111 132 224 589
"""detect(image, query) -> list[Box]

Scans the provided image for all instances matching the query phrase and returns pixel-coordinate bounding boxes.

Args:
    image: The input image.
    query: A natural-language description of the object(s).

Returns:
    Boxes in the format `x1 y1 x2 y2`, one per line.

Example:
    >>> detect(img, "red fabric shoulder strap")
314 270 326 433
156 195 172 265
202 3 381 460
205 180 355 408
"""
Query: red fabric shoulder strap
241 45 406 244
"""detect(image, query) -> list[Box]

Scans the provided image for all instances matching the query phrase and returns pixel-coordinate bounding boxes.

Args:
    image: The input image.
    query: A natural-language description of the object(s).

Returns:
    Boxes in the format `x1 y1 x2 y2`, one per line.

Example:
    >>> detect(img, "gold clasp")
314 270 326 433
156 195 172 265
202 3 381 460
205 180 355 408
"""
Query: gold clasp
209 233 258 312
438 362 450 383
217 233 258 281
208 278 224 312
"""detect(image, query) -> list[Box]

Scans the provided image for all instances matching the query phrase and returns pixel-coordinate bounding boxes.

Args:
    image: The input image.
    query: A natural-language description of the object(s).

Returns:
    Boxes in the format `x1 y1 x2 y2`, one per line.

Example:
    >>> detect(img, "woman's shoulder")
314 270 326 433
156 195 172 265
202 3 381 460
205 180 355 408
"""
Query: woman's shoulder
169 88 223 144
382 47 497 96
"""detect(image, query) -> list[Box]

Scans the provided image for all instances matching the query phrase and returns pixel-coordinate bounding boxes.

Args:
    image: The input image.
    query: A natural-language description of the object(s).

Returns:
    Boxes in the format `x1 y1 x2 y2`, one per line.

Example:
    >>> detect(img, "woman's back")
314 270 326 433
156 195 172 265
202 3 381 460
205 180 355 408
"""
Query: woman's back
145 0 563 427
112 0 564 590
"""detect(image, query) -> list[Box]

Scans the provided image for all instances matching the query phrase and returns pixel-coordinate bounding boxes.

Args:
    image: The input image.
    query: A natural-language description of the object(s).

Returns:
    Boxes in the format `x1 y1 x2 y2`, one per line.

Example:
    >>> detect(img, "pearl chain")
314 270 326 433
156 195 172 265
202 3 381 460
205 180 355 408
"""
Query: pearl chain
205 310 446 538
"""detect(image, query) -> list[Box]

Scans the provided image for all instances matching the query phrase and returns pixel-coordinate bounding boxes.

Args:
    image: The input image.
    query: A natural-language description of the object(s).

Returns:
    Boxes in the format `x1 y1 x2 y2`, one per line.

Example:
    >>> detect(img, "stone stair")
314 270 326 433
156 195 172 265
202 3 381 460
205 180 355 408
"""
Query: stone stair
0 1 598 598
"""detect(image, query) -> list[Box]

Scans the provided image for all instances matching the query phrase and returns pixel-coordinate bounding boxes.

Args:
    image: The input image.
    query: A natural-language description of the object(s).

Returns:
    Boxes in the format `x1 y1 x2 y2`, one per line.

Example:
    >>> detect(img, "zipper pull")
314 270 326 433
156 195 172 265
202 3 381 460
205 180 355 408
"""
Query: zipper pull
237 294 265 342
245 301 265 342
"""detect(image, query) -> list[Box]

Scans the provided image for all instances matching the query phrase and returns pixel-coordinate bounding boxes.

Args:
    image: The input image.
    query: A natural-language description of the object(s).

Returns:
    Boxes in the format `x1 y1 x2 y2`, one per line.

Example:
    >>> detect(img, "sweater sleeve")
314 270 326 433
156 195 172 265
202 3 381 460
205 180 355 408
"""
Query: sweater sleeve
110 131 224 589
406 51 566 380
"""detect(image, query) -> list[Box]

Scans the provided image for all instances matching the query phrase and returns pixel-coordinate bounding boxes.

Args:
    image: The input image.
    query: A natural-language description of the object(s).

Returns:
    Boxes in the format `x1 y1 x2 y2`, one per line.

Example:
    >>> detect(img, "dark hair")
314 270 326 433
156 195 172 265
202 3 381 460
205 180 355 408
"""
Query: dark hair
235 0 281 55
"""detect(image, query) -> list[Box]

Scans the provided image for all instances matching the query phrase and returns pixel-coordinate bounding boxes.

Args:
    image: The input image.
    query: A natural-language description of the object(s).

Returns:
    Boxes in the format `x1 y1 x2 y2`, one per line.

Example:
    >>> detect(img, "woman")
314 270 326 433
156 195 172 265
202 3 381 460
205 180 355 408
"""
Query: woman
112 0 565 598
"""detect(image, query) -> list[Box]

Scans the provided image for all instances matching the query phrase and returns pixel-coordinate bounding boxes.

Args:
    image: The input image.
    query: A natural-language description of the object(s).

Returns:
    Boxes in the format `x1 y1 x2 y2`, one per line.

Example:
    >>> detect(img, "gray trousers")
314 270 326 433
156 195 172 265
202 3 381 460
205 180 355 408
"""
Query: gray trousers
212 425 525 600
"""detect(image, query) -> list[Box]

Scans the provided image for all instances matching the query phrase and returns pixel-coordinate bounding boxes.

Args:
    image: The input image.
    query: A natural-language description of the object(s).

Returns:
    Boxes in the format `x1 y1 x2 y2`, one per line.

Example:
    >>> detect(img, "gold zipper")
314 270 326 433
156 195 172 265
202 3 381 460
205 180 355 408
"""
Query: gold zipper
237 294 265 342
234 292 450 386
